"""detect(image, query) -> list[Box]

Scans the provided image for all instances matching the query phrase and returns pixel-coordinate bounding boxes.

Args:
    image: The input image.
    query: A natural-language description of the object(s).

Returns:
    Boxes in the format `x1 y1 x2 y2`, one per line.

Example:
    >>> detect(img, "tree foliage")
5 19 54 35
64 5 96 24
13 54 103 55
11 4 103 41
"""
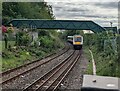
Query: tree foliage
84 31 119 77
2 2 55 25
38 30 63 49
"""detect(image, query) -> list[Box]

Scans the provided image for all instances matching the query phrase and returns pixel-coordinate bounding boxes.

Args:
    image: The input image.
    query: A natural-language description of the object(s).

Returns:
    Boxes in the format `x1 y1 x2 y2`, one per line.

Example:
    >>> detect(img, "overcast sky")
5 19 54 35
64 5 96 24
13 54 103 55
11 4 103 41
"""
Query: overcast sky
45 0 118 27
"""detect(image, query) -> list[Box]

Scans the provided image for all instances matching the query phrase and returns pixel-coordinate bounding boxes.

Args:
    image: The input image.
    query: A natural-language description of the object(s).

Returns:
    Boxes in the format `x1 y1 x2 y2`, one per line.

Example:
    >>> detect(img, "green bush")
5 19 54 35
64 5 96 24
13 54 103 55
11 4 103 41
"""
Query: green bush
39 36 53 48
16 31 31 46
38 30 50 37
83 31 119 77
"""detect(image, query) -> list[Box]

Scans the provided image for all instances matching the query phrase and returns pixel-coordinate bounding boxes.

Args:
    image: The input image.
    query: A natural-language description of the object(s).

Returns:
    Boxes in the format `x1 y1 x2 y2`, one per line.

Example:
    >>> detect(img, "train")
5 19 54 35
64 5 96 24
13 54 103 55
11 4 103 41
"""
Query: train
67 35 83 50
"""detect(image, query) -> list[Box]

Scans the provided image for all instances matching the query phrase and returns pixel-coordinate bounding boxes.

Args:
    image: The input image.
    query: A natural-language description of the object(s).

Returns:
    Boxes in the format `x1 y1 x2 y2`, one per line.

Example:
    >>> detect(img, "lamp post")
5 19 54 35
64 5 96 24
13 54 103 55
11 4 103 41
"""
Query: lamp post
110 22 113 34
110 22 113 27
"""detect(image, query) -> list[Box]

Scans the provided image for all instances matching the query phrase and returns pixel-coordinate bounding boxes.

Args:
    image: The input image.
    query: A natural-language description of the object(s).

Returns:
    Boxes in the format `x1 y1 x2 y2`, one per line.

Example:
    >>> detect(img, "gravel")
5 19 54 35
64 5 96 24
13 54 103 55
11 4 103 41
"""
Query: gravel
2 49 74 90
2 48 67 82
58 50 89 90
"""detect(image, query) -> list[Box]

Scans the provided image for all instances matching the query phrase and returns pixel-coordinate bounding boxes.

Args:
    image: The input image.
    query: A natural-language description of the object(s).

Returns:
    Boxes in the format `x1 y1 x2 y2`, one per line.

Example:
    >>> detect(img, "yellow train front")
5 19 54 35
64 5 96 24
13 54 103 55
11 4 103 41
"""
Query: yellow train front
73 35 83 50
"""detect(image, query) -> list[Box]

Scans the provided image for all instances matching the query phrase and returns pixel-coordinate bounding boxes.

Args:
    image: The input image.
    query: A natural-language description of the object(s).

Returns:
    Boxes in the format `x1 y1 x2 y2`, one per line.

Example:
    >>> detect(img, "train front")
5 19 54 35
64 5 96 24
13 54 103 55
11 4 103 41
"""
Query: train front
73 35 83 50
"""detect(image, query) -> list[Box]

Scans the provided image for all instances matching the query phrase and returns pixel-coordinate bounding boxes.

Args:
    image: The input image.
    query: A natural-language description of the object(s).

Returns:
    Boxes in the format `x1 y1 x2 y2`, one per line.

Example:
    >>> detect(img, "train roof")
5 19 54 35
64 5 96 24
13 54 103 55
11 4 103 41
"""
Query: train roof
73 35 83 37
67 36 73 38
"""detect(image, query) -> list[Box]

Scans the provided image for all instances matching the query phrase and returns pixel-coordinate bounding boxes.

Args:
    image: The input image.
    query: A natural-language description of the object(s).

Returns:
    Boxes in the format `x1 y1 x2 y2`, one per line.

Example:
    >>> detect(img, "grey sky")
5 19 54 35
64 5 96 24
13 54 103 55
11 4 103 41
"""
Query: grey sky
45 0 118 27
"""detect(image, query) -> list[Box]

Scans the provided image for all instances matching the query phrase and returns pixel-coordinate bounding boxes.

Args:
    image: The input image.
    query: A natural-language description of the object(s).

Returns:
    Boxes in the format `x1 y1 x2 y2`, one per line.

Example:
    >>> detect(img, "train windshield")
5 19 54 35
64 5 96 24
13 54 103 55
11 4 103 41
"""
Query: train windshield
74 37 81 42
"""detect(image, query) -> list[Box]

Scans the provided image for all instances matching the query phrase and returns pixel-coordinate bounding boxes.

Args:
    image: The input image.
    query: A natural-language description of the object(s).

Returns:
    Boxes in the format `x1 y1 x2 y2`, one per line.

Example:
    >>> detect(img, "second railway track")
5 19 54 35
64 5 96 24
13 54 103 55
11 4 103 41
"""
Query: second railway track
1 46 70 85
23 50 81 91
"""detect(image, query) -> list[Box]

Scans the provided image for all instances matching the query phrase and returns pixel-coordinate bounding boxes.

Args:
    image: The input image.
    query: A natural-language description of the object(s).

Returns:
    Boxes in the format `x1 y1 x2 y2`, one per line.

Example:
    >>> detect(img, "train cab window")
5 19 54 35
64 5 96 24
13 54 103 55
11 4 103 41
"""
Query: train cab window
74 37 81 42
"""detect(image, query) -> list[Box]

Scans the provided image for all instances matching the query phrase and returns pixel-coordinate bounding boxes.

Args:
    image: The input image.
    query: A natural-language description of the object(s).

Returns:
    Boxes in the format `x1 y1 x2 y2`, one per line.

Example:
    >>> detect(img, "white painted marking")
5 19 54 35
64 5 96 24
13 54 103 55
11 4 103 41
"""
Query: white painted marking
107 84 115 87
89 50 96 75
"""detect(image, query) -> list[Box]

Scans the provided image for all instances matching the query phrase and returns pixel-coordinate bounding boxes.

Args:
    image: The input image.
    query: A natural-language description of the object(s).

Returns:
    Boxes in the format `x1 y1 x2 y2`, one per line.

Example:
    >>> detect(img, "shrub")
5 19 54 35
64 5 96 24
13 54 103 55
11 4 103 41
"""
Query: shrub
16 31 31 46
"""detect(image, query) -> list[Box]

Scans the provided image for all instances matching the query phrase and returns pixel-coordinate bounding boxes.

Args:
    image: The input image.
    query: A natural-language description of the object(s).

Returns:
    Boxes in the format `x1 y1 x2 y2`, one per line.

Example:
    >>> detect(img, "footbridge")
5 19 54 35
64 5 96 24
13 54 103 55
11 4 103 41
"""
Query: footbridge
8 19 107 33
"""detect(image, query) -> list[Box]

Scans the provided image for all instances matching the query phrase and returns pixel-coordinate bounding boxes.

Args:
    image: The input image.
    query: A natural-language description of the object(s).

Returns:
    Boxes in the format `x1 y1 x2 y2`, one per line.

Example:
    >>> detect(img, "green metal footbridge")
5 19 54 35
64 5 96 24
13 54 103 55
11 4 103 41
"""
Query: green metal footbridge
8 19 108 33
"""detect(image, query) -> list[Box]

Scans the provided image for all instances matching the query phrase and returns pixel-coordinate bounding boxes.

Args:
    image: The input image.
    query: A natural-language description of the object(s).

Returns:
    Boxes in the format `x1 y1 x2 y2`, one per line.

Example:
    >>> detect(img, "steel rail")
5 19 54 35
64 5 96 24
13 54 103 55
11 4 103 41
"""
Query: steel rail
1 47 66 76
22 50 76 91
1 47 70 85
36 51 78 91
44 51 81 91
52 51 81 91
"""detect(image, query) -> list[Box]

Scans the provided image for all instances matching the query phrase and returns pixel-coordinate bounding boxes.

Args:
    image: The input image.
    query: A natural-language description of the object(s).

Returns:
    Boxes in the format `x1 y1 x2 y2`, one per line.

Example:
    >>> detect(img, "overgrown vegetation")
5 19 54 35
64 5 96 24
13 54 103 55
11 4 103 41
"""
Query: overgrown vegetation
2 30 64 71
2 2 64 71
83 32 119 77
83 47 93 75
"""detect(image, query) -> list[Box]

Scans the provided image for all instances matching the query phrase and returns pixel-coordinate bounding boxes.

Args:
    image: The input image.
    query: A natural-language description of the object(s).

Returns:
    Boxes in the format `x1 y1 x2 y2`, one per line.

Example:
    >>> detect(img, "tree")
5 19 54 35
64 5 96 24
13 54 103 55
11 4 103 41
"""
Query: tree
2 2 55 25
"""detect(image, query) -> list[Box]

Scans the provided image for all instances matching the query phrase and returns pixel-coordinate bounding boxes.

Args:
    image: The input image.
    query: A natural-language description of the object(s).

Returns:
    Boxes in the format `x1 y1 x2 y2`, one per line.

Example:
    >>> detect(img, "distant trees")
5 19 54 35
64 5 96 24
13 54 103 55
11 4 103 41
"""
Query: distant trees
61 30 82 40
2 2 55 25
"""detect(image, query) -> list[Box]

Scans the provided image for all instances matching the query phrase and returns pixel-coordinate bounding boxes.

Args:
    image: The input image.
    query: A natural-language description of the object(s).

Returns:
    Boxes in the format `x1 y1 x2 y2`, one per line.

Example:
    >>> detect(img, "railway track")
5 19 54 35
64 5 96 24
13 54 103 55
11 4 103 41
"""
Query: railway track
1 46 70 85
22 50 81 91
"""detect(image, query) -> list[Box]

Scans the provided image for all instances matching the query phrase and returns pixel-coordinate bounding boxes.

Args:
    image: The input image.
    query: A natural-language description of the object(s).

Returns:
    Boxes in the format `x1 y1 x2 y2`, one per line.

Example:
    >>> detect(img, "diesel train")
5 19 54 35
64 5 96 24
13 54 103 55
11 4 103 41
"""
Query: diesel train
67 35 83 50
